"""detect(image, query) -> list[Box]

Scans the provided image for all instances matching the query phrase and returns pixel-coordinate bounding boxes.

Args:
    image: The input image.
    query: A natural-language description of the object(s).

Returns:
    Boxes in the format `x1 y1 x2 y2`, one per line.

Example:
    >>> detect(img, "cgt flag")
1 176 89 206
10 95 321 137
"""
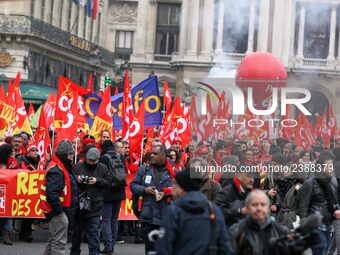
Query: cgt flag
84 75 162 129
34 111 51 169
90 85 112 139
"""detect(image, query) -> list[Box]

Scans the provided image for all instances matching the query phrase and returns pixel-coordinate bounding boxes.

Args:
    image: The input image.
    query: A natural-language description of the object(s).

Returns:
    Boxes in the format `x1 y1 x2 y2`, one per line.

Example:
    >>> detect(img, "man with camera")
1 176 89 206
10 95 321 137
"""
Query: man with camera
70 148 111 255
229 190 319 255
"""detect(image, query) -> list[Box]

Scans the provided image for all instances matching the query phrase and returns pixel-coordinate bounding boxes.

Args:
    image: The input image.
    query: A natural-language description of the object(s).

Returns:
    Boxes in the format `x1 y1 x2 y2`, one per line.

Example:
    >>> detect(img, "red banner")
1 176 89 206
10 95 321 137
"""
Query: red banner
0 170 137 220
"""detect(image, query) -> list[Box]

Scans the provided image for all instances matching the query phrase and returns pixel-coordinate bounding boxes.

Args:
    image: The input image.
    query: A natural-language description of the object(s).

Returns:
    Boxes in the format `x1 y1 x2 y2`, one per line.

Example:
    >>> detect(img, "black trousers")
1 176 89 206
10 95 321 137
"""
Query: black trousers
141 222 159 254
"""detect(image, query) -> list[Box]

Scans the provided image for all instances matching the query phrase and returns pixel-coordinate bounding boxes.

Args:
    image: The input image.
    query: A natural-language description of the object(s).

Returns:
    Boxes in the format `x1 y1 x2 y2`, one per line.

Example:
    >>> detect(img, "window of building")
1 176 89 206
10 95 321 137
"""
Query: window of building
155 3 180 56
41 0 46 21
303 3 331 59
223 0 250 53
115 31 134 60
30 0 35 17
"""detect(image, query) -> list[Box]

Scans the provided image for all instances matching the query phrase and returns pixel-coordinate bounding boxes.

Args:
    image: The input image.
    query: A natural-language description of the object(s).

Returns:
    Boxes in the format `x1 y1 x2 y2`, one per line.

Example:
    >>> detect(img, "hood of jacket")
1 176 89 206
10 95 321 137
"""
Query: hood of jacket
174 191 208 214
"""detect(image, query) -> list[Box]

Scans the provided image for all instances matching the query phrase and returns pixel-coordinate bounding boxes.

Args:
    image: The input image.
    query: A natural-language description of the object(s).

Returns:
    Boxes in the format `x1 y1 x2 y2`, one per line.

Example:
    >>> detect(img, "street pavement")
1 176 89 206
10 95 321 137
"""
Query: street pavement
0 229 143 255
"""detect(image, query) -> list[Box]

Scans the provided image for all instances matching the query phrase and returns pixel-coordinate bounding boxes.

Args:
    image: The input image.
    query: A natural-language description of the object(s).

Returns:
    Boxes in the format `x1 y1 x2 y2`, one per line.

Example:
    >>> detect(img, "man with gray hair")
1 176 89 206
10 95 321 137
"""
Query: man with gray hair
229 190 316 255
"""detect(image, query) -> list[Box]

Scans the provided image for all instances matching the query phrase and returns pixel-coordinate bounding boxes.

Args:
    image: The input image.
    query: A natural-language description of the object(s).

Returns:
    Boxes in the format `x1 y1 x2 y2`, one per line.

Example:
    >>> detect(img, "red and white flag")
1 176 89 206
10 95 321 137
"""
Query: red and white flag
90 85 112 139
28 104 35 122
129 100 145 157
164 80 172 114
43 93 57 129
121 71 134 141
34 111 51 169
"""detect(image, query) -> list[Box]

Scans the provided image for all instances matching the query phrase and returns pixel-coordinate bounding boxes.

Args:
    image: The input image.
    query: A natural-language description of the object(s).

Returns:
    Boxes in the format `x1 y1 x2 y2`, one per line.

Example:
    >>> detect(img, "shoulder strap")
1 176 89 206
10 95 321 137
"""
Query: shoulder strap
207 201 218 255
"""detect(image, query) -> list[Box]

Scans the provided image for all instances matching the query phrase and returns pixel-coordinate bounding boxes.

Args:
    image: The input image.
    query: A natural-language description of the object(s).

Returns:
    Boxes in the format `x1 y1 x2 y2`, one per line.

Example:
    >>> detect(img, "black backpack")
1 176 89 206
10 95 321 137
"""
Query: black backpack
104 154 126 183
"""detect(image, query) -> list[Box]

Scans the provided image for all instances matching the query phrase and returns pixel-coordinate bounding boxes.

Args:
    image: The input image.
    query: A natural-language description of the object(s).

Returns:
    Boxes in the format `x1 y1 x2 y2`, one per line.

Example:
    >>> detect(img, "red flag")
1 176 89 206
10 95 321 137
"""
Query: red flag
204 94 216 140
87 72 93 92
328 104 336 137
144 127 155 153
9 79 32 135
320 108 331 147
54 76 89 132
90 85 112 138
295 114 314 149
92 0 98 20
6 71 20 104
114 86 119 96
217 91 230 120
190 94 199 138
34 111 51 169
0 81 15 124
314 114 322 138
121 70 134 141
54 89 78 148
129 100 145 157
43 93 57 129
28 104 35 122
0 84 7 131
164 80 172 114
161 97 190 149
235 107 255 141
278 104 295 140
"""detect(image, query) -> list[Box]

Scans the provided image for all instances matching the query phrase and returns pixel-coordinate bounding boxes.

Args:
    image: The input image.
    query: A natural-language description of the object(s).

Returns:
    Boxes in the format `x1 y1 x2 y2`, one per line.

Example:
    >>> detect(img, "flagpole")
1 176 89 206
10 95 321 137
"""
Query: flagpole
51 129 55 155
75 137 78 163
140 139 144 166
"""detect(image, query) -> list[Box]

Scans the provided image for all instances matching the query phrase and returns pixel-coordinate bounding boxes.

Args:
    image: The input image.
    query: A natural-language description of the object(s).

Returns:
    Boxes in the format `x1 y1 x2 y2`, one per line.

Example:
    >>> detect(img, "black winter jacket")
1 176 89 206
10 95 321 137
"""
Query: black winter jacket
215 180 251 226
229 216 312 255
45 163 79 224
74 162 111 217
297 177 338 224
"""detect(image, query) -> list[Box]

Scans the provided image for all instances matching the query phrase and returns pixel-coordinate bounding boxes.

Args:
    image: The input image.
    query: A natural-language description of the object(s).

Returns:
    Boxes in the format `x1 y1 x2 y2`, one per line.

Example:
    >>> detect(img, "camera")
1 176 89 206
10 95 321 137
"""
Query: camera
80 175 90 184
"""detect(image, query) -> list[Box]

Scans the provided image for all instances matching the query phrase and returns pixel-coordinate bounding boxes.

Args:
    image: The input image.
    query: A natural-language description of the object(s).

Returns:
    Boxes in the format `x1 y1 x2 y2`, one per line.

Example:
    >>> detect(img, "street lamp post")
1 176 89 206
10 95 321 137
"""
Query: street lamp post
89 45 102 91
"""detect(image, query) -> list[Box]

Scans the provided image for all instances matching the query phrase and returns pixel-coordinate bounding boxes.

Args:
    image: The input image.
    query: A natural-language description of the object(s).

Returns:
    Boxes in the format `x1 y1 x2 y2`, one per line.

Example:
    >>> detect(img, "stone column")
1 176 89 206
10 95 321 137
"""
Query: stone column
131 0 148 61
44 0 51 23
257 0 270 51
69 1 77 33
215 0 224 53
178 0 189 57
185 0 200 57
78 5 85 38
145 1 157 61
328 2 337 63
33 0 42 19
200 0 215 59
296 0 305 59
246 0 256 54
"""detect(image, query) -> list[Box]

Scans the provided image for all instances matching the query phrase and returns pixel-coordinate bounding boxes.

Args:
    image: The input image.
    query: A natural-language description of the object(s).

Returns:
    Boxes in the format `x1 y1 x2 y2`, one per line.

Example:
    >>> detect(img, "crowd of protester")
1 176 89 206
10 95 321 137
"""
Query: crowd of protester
1 128 340 255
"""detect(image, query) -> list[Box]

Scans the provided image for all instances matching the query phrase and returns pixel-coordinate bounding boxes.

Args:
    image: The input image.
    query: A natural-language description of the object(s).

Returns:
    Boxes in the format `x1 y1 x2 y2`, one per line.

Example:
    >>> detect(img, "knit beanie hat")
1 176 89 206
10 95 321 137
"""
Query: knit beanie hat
175 168 203 192
56 140 74 156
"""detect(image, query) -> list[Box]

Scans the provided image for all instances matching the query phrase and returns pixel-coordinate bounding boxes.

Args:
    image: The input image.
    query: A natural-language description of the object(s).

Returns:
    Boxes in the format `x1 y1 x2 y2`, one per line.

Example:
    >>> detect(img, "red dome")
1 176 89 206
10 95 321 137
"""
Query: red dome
236 52 287 81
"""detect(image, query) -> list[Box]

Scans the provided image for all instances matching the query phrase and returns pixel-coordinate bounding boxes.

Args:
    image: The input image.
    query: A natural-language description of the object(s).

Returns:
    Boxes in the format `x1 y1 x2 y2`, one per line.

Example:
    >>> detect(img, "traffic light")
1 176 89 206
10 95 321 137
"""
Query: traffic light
104 75 111 87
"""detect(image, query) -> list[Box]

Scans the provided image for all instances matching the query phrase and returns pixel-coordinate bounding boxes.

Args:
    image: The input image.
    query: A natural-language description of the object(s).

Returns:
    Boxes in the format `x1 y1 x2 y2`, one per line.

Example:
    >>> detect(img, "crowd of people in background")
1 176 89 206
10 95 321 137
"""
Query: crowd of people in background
2 127 340 255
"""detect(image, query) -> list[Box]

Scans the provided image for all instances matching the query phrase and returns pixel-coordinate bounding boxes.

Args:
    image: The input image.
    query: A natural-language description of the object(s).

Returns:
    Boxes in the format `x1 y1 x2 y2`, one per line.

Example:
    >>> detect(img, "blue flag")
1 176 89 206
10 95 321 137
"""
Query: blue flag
87 0 92 17
84 76 162 129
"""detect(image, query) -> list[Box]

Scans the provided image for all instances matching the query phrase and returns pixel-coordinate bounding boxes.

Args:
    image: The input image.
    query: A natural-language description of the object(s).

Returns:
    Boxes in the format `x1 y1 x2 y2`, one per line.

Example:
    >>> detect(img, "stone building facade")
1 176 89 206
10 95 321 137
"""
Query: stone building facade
0 0 114 104
1 0 340 121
